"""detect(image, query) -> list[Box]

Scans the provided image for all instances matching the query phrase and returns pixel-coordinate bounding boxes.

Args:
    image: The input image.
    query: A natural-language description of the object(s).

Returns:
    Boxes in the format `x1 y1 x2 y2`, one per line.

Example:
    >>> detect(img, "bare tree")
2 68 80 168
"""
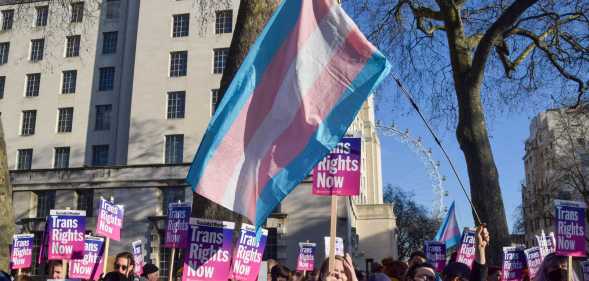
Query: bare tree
0 120 14 271
349 0 588 264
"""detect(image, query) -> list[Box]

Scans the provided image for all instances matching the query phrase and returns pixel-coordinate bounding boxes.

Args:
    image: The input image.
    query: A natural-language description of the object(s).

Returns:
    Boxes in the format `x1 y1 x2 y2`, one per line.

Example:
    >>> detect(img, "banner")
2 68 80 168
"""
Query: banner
296 242 316 271
324 237 344 258
182 219 234 281
536 232 556 258
230 224 268 281
69 236 105 280
424 241 446 272
11 234 34 269
554 200 587 257
132 240 144 276
47 210 86 260
501 247 525 281
96 198 124 241
524 247 542 280
164 203 191 248
581 261 589 281
312 138 361 196
456 229 476 269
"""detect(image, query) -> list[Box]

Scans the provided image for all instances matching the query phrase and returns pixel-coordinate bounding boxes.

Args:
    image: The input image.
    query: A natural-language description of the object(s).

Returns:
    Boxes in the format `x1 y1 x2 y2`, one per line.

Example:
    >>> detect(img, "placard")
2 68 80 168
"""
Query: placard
312 138 361 196
456 229 476 269
324 237 344 258
132 240 144 276
182 219 234 281
164 203 191 248
536 232 556 258
11 234 34 269
554 200 587 257
296 242 316 271
47 210 86 260
95 198 124 241
424 241 446 272
69 236 105 280
501 247 525 281
524 247 542 280
230 224 268 281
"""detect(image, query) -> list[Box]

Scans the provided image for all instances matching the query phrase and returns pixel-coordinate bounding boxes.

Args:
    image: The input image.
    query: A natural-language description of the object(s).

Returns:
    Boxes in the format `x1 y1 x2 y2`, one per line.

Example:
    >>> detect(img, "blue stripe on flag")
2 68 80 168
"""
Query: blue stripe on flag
187 0 303 188
255 52 391 226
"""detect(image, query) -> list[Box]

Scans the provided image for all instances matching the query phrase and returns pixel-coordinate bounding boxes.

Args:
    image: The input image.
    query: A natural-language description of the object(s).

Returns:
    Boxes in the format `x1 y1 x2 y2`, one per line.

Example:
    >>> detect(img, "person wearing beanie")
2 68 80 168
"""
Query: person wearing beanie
140 264 159 281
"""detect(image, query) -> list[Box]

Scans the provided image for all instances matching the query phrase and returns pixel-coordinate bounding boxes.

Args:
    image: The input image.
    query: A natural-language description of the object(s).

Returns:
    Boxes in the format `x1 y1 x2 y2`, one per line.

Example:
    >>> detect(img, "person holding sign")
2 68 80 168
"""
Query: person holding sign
533 254 579 281
439 225 489 281
318 254 358 281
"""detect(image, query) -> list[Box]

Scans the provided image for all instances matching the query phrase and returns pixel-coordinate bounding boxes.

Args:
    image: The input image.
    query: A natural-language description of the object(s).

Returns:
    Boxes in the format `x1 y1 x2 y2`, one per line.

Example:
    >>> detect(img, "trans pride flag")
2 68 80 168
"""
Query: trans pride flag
435 201 461 249
187 0 391 227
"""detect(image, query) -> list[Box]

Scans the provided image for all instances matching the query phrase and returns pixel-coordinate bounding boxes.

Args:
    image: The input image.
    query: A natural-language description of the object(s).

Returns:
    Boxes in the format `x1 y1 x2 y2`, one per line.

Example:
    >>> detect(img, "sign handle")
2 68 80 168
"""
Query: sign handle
328 196 338 273
18 269 22 276
103 238 110 274
169 248 176 281
568 256 573 281
63 260 69 278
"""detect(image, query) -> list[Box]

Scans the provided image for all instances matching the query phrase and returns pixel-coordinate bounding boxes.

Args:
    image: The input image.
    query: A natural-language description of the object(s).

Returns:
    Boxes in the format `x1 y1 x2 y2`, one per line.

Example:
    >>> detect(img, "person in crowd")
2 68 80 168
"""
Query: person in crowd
368 263 391 281
16 275 31 281
47 260 65 279
534 253 579 281
319 254 358 281
268 259 279 281
486 266 500 281
291 271 306 281
441 225 490 281
271 264 291 281
389 261 408 281
408 252 428 268
405 262 436 281
0 271 9 281
102 272 130 281
113 252 139 281
140 264 159 281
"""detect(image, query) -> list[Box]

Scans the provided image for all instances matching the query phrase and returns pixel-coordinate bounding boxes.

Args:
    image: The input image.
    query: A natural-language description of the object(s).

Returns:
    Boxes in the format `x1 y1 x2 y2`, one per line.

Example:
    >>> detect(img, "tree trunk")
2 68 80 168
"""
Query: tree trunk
192 0 279 222
0 120 15 271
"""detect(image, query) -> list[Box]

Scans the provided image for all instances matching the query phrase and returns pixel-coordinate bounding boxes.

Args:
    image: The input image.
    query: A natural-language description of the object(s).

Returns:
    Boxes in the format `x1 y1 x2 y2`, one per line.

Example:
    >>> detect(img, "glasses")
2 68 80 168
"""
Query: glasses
415 274 436 281
115 264 128 271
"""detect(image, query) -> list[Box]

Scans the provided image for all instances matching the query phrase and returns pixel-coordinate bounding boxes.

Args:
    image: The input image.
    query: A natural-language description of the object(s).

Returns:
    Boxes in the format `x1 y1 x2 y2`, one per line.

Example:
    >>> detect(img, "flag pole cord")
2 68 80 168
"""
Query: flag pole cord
391 74 483 225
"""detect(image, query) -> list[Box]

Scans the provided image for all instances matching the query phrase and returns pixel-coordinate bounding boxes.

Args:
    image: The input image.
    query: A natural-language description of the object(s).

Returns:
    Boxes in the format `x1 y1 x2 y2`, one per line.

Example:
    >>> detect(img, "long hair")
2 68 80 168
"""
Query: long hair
115 252 136 277
534 253 579 281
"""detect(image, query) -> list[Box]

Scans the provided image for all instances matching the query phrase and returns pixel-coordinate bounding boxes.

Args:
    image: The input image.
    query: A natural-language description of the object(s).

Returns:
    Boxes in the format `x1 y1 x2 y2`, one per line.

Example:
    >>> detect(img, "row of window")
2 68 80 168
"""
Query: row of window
1 2 84 32
172 10 232 38
16 134 184 170
170 48 228 77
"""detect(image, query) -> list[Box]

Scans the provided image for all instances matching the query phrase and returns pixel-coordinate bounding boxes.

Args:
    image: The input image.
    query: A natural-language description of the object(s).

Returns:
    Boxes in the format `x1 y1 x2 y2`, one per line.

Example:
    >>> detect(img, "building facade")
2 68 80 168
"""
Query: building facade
2 0 396 278
522 106 589 245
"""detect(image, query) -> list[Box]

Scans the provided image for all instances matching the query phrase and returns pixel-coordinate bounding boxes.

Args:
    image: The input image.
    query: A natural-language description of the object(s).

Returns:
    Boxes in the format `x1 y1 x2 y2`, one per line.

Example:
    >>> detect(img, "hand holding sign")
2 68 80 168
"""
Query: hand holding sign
475 225 489 265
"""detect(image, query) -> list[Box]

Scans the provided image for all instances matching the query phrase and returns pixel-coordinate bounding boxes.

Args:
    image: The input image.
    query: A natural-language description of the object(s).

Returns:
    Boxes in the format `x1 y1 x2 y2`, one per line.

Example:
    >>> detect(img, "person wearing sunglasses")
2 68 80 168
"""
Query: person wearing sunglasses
113 252 139 281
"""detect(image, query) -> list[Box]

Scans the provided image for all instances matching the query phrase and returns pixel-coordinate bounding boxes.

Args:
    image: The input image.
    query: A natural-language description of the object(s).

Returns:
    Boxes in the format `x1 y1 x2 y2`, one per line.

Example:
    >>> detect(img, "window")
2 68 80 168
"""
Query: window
35 191 55 218
30 39 44 61
211 89 220 114
98 67 115 91
25 73 41 97
577 138 586 147
76 190 93 216
167 91 185 119
21 110 36 135
102 31 117 54
36 6 48 27
92 145 109 166
215 10 232 34
213 48 228 74
165 134 183 164
54 147 70 169
0 42 8 64
105 0 120 20
0 76 5 98
57 107 74 133
65 35 80 57
169 51 187 77
17 149 33 170
172 14 189 37
161 187 184 215
95 104 112 131
71 2 84 23
2 10 13 31
62 70 77 94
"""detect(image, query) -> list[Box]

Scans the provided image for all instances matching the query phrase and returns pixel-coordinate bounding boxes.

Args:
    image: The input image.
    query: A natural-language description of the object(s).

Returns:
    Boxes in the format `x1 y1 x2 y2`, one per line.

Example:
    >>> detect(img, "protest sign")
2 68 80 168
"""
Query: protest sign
524 247 542 280
501 247 525 281
296 242 316 271
313 138 361 196
536 232 556 258
69 236 105 280
554 200 587 257
182 219 234 281
164 203 191 248
96 198 124 241
456 229 476 269
47 210 86 260
581 261 589 281
230 224 268 281
11 234 34 269
132 240 144 276
424 241 446 272
324 237 344 258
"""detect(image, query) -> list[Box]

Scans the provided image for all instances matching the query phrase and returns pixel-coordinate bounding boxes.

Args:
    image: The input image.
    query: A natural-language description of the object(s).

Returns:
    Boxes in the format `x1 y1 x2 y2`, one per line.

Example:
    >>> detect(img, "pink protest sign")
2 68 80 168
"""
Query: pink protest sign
424 241 446 272
312 138 361 196
581 261 589 281
11 234 34 269
182 219 235 281
555 200 587 257
456 229 476 269
47 210 86 260
501 247 525 281
96 198 124 241
231 224 268 281
524 247 542 280
69 236 105 280
132 240 144 276
164 202 191 248
296 242 316 271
